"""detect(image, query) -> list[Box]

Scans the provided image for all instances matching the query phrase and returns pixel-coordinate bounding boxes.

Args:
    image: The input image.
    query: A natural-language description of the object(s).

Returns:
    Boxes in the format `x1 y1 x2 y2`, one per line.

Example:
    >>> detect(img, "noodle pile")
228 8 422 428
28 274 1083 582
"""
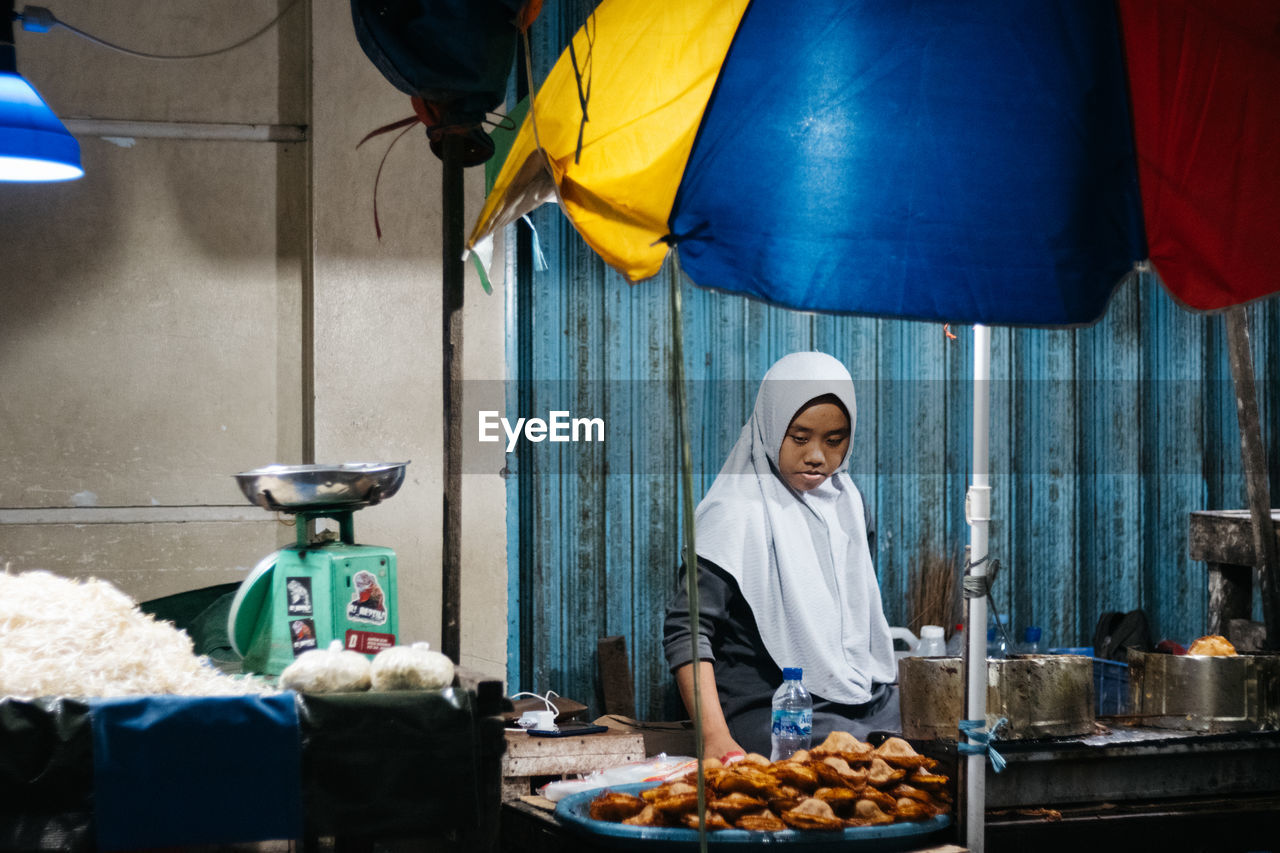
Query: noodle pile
0 569 266 698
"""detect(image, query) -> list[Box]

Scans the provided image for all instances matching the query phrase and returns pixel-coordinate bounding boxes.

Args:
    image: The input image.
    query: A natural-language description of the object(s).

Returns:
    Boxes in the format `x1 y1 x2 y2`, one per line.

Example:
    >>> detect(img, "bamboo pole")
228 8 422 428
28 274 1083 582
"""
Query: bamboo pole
441 135 465 662
1224 307 1278 650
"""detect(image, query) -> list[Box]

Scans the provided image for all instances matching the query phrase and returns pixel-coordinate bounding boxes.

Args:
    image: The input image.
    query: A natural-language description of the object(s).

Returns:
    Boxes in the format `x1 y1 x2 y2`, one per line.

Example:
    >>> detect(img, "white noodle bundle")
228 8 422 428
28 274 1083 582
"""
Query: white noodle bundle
370 642 455 691
279 640 372 693
0 569 265 698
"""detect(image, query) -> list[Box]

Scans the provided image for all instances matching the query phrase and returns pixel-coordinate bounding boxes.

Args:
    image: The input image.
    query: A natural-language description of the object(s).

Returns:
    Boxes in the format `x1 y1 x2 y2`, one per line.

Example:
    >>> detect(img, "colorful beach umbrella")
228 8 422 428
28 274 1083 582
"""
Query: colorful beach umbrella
466 1 1280 849
469 0 1279 326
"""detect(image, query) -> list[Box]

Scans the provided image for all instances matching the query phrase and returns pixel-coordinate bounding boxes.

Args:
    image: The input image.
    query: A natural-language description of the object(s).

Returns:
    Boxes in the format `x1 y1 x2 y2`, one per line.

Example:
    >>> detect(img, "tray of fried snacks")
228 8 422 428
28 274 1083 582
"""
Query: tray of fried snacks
556 732 951 850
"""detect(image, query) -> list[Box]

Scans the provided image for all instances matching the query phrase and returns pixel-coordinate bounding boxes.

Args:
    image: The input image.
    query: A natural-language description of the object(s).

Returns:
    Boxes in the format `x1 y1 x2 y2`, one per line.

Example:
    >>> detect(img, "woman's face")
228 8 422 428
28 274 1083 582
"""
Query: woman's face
777 399 850 492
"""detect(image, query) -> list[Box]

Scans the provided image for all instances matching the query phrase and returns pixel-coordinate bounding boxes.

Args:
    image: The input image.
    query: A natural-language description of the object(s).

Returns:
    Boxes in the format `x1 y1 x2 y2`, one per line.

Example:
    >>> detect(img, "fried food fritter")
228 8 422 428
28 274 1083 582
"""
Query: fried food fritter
858 785 899 812
893 797 935 821
622 804 664 826
588 791 645 822
852 798 896 826
697 767 726 790
873 737 932 769
583 730 950 834
1188 634 1237 656
811 729 859 754
890 783 932 804
717 765 778 796
781 797 845 831
679 810 733 830
652 790 699 817
770 760 820 791
814 785 861 816
736 809 787 832
815 755 869 788
709 791 767 821
641 781 693 803
766 784 804 814
909 766 950 791
866 757 907 787
811 730 875 763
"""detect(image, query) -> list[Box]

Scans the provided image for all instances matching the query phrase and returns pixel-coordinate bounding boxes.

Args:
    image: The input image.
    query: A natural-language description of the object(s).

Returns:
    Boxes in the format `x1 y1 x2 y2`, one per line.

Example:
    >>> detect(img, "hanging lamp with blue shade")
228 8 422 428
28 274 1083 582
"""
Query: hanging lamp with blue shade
0 2 82 182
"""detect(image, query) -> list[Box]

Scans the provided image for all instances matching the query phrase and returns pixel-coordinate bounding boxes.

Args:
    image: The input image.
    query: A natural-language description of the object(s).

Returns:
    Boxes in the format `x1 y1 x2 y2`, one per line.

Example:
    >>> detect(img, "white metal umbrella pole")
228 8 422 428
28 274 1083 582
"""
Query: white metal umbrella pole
963 324 993 852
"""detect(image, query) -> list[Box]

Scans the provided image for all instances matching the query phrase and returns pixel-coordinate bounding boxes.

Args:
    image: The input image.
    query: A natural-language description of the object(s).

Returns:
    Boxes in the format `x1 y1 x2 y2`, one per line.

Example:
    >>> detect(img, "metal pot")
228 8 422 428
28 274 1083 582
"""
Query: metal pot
899 654 1094 741
1127 649 1280 732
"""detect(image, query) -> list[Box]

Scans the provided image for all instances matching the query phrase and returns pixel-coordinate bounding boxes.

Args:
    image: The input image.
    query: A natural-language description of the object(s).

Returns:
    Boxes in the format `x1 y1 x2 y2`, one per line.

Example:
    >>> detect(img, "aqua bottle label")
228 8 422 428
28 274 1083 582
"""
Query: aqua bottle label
771 707 813 737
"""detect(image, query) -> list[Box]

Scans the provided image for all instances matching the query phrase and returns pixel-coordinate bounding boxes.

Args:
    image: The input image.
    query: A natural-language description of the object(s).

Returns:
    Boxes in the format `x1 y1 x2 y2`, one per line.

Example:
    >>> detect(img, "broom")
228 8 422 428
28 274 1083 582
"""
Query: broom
907 548 959 638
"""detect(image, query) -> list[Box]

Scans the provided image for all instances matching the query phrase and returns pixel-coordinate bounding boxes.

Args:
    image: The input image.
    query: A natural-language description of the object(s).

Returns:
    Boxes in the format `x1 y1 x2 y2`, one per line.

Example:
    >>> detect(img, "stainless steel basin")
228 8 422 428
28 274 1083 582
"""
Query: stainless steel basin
1127 649 1280 732
899 654 1095 741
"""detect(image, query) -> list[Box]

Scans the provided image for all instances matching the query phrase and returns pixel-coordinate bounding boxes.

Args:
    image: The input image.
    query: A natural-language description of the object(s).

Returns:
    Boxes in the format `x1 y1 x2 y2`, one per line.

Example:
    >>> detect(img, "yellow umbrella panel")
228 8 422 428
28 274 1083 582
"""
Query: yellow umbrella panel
468 0 749 282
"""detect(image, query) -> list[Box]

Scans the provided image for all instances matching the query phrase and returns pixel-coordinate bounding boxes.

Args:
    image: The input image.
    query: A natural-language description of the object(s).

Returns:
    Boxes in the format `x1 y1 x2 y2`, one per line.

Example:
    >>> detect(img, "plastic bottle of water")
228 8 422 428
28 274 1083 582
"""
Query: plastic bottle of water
917 625 947 656
987 614 1010 659
945 623 965 656
1022 626 1044 654
770 667 813 761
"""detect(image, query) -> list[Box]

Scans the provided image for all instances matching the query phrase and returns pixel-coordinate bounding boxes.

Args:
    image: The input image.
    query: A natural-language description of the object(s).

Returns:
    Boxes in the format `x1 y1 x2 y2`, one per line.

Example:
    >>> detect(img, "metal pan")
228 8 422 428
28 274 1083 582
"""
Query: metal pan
1127 649 1280 732
234 462 408 512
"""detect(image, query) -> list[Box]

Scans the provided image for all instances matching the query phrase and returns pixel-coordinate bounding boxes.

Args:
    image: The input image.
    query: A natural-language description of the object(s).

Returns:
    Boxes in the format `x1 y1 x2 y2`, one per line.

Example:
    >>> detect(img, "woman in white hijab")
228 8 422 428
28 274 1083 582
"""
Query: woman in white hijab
664 351 899 760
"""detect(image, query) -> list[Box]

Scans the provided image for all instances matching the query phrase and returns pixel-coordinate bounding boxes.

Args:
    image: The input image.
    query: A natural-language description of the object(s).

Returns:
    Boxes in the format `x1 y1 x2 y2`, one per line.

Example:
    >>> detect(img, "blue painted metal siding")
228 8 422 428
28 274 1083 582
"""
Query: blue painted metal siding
503 5 1280 720
507 241 1279 721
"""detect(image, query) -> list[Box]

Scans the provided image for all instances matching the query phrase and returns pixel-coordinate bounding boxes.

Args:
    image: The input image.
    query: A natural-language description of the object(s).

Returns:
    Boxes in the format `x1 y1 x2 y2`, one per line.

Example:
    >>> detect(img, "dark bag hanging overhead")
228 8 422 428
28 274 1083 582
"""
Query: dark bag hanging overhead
350 0 540 166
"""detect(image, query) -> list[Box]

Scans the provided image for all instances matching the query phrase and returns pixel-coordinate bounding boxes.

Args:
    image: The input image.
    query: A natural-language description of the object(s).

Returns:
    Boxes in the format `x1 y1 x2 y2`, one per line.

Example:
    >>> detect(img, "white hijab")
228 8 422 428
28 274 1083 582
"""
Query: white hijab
694 352 896 704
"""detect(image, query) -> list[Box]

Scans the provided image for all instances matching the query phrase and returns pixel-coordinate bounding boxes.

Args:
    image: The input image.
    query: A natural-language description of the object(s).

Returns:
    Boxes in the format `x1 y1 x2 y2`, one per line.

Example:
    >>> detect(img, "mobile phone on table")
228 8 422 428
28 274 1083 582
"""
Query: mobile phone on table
528 721 609 737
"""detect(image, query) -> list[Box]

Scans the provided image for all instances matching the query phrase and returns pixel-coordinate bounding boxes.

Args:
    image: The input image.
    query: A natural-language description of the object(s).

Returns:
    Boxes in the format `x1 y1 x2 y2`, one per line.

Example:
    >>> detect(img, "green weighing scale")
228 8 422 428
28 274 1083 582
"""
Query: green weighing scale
227 462 408 676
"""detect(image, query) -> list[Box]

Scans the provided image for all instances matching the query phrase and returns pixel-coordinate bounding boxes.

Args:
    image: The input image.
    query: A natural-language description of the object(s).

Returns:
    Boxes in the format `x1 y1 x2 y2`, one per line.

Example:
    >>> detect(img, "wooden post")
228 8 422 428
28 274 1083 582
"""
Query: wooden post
597 635 636 717
1224 307 1279 650
1208 564 1254 636
441 135 465 662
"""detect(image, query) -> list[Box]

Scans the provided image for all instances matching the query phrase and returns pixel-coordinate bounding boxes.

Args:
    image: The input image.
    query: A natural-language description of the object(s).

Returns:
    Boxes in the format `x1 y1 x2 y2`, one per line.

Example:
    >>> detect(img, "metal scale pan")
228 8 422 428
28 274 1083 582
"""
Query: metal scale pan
234 462 408 513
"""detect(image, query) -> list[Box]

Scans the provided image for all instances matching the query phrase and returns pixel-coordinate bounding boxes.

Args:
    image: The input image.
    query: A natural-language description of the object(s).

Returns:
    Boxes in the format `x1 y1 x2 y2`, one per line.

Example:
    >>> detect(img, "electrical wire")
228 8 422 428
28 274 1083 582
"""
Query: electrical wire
17 0 302 61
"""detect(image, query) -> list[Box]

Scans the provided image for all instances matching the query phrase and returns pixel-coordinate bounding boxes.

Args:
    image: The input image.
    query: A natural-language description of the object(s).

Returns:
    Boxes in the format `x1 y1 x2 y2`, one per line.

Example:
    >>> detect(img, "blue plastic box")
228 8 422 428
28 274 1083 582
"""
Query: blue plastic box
1048 647 1130 716
1093 657 1130 715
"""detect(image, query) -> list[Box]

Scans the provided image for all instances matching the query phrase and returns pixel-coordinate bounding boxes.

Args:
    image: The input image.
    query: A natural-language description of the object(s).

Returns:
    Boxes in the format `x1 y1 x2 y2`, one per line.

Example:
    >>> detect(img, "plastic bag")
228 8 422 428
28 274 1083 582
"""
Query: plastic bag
539 754 697 803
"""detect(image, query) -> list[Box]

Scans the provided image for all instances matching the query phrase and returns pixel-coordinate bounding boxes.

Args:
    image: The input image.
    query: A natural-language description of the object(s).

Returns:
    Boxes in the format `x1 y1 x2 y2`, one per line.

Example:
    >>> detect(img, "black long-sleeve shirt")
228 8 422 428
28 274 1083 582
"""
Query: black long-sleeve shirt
662 508 899 755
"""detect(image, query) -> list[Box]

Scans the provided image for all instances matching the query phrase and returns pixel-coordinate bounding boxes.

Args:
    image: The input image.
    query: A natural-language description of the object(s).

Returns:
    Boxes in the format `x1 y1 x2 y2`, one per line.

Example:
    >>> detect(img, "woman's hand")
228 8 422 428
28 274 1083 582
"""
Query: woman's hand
704 731 745 763
674 661 746 763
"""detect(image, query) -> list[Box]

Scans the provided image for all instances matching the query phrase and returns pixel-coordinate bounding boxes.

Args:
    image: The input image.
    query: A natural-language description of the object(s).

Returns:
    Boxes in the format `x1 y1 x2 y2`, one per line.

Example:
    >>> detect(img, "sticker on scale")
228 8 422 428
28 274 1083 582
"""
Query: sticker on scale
290 619 318 655
346 570 389 625
345 630 395 654
285 576 313 616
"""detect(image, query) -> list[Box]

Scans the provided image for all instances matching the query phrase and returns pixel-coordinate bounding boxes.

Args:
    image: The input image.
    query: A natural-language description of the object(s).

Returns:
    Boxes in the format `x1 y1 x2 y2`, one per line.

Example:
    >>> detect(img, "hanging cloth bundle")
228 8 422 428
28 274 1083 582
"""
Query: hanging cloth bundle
350 0 541 166
350 0 542 237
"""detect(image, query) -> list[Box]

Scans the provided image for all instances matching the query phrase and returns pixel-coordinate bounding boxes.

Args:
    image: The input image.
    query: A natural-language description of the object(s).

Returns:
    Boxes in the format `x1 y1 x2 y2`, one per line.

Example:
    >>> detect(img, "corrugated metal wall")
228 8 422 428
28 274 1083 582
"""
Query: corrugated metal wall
504 4 1280 721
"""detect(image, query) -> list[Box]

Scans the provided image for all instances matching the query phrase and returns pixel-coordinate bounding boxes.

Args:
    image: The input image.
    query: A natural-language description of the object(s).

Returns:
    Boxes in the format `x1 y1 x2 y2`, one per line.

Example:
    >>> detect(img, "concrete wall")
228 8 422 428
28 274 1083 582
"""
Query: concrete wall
0 1 508 679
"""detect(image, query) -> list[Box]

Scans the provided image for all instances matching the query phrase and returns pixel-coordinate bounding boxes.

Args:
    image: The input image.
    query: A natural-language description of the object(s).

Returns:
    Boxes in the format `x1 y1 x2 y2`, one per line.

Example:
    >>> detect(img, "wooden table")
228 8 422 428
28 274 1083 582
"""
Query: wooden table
500 728 645 801
1189 509 1280 643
